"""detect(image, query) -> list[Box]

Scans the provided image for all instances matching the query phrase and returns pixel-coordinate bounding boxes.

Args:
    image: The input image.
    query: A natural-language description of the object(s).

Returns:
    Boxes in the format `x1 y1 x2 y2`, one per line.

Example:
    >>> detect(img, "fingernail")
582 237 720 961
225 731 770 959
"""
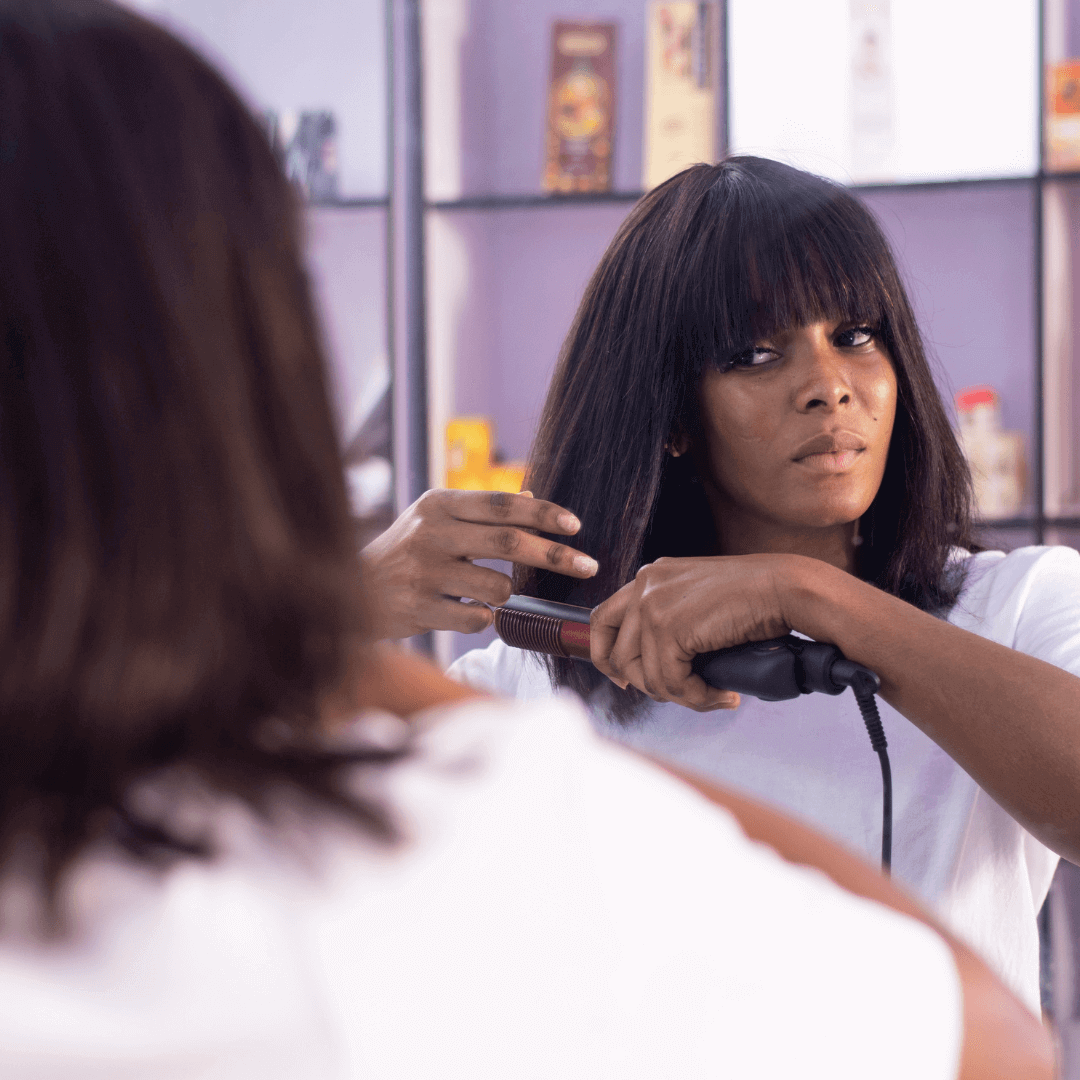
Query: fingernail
522 490 534 498
557 512 580 533
572 554 598 576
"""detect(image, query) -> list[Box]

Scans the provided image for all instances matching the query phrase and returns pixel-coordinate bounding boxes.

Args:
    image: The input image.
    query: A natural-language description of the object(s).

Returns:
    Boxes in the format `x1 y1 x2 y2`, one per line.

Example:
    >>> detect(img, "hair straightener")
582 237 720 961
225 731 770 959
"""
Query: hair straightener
493 594 892 873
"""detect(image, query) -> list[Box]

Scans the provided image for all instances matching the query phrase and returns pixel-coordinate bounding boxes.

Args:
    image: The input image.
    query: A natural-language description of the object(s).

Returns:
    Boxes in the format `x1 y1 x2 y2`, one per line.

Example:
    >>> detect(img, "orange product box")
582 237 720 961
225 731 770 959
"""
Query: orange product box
1047 60 1080 171
542 22 617 194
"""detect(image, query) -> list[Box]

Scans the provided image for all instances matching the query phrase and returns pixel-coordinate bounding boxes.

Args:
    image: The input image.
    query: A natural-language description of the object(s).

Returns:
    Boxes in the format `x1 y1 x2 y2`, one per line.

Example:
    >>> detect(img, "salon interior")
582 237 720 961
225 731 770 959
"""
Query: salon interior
126 0 1080 1071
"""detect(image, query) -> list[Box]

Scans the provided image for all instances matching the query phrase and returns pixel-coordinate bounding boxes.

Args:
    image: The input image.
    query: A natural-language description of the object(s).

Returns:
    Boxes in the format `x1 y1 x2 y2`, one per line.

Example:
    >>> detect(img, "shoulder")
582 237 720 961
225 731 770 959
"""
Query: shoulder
387 697 963 1078
0 695 962 1078
953 543 1080 594
445 636 556 700
948 545 1080 665
950 544 1080 614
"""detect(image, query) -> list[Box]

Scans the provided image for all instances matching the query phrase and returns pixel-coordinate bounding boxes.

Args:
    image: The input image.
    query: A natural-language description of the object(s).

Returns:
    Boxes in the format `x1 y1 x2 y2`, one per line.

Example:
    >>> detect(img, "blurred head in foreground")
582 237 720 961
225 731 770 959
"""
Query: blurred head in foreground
0 0 389 910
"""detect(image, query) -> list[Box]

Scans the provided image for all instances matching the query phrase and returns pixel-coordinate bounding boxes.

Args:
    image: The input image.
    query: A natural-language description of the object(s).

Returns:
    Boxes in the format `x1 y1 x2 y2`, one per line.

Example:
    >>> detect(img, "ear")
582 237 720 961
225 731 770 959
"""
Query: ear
666 430 692 458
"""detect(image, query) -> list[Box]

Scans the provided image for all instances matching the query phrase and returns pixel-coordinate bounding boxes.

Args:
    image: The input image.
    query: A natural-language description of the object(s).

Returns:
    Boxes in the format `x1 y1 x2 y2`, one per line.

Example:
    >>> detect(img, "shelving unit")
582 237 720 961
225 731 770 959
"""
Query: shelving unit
416 0 1080 564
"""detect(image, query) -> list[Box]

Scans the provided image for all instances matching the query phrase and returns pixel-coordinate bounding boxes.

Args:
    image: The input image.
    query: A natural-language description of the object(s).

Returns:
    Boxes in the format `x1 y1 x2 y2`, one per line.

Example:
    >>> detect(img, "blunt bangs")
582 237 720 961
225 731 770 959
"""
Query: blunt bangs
678 159 898 372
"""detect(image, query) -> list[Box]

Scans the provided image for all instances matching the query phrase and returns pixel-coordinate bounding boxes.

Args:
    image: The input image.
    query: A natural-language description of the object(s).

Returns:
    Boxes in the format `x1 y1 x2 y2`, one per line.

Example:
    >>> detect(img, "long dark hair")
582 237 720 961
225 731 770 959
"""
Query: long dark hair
517 157 975 712
0 0 396 907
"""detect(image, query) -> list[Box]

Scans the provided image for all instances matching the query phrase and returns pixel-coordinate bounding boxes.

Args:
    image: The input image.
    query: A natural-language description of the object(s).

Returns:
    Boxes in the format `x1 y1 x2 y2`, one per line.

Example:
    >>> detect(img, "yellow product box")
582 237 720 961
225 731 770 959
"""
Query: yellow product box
445 417 525 493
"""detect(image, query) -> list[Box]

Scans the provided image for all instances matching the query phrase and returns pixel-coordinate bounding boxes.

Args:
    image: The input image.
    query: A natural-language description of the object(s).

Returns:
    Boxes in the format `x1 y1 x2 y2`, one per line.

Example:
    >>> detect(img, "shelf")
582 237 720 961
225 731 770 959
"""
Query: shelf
854 175 1038 194
306 196 389 210
974 517 1038 529
423 174 1060 215
426 190 645 212
974 518 1080 532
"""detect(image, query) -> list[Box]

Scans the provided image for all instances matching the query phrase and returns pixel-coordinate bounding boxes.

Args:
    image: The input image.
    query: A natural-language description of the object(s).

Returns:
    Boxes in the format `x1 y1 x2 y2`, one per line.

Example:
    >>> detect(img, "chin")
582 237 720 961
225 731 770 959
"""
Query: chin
783 501 869 530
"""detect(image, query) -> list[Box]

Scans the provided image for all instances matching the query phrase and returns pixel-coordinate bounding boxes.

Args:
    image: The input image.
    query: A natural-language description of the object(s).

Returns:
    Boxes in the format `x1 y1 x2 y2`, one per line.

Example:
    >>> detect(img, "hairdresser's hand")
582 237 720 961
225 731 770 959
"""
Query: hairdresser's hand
361 489 598 639
591 555 794 711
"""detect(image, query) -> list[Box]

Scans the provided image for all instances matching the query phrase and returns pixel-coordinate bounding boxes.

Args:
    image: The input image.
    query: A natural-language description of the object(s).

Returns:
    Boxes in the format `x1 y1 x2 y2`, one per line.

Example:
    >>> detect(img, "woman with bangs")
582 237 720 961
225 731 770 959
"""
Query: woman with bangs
370 157 1080 1014
0 2 1056 1074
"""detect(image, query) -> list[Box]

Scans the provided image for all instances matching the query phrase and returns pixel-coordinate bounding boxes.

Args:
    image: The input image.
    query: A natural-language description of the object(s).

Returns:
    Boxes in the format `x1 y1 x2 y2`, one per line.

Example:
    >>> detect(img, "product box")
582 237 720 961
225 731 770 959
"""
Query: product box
1047 61 1080 172
542 22 616 194
446 418 525 494
643 2 717 190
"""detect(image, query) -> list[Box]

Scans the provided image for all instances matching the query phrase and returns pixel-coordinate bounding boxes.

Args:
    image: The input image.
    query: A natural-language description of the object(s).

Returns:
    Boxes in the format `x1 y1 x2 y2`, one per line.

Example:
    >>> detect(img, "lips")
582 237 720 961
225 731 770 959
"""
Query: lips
792 431 867 461
791 431 867 473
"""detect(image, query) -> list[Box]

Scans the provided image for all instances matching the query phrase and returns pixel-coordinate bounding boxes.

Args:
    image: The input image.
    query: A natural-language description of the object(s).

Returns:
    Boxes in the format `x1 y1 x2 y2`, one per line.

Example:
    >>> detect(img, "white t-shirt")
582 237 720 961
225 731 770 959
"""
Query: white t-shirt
450 545 1080 1015
0 696 961 1079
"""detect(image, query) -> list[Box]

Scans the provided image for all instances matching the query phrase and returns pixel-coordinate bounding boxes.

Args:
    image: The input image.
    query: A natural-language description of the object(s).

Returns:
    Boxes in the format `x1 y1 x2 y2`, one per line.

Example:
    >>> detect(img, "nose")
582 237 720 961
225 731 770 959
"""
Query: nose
794 334 853 413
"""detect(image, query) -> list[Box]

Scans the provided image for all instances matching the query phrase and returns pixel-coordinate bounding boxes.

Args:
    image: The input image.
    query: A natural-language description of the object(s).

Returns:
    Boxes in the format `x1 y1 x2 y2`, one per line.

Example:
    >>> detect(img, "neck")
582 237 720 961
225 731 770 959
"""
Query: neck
708 501 861 575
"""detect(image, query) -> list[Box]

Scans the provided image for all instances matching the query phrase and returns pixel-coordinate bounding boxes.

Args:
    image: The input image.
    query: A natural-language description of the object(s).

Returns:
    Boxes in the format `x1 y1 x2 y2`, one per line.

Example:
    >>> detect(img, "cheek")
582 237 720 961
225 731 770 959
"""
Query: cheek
696 386 781 503
699 379 778 455
866 370 898 444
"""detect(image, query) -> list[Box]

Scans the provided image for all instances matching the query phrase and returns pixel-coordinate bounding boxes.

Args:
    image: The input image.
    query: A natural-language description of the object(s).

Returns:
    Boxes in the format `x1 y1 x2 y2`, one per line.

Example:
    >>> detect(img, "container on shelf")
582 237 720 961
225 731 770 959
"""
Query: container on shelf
1047 60 1080 172
955 386 1027 521
642 2 718 191
543 22 617 194
268 109 340 204
445 418 525 493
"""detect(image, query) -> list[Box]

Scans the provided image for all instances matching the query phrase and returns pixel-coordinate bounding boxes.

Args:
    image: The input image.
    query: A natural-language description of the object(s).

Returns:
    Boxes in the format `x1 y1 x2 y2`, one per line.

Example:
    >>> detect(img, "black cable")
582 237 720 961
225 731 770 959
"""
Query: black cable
833 663 892 874
825 656 894 876
853 687 892 874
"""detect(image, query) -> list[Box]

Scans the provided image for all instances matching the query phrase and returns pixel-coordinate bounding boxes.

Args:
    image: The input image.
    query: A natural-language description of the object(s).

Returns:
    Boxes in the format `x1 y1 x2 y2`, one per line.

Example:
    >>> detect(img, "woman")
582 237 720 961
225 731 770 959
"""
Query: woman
0 3 1047 1077
370 157 1080 1016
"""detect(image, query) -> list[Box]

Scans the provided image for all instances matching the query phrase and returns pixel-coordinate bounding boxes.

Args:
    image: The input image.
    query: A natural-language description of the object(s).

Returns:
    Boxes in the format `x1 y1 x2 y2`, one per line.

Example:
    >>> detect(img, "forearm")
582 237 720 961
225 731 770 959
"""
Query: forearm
658 759 1054 1080
783 556 1080 860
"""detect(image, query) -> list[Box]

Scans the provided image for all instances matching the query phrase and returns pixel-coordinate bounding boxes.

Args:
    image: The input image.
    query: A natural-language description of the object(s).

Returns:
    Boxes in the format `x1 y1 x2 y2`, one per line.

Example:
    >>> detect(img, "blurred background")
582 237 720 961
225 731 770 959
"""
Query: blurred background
128 0 1080 1067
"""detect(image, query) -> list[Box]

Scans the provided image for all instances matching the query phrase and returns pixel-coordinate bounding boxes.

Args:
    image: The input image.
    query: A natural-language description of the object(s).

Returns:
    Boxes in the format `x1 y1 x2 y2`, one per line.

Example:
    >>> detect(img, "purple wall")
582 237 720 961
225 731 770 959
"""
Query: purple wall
306 207 388 442
1070 0 1080 53
439 202 635 460
141 0 388 198
861 182 1037 513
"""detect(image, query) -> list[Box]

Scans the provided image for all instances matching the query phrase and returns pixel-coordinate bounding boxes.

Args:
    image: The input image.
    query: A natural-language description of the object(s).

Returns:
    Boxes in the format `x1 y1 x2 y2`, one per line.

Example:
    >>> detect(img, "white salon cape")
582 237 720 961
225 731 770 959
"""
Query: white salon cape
0 696 960 1079
451 545 1080 1015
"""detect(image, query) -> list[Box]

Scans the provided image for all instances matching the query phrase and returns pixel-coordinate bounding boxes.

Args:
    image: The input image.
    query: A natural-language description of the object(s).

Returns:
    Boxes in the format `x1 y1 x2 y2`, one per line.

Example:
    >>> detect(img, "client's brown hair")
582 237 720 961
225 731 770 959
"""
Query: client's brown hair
0 0 393 902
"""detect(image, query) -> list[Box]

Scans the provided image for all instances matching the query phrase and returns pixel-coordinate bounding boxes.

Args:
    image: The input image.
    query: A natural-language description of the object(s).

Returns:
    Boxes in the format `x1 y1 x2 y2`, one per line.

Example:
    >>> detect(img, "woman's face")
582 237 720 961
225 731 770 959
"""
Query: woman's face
692 319 897 550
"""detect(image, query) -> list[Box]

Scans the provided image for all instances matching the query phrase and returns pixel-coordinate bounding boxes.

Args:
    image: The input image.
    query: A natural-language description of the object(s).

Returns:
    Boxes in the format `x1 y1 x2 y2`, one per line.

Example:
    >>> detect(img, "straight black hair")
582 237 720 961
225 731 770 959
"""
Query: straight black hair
0 0 397 910
517 157 976 716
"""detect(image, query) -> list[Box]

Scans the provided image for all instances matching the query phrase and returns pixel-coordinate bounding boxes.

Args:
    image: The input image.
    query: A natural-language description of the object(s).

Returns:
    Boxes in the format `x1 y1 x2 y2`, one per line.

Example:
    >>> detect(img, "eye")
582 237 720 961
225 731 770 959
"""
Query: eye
724 345 780 370
834 325 877 348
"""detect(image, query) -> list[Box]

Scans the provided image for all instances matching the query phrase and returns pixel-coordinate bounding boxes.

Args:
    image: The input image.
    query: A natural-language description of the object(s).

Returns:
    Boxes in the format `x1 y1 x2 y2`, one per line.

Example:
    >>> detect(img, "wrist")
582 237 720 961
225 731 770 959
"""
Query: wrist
777 555 851 642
